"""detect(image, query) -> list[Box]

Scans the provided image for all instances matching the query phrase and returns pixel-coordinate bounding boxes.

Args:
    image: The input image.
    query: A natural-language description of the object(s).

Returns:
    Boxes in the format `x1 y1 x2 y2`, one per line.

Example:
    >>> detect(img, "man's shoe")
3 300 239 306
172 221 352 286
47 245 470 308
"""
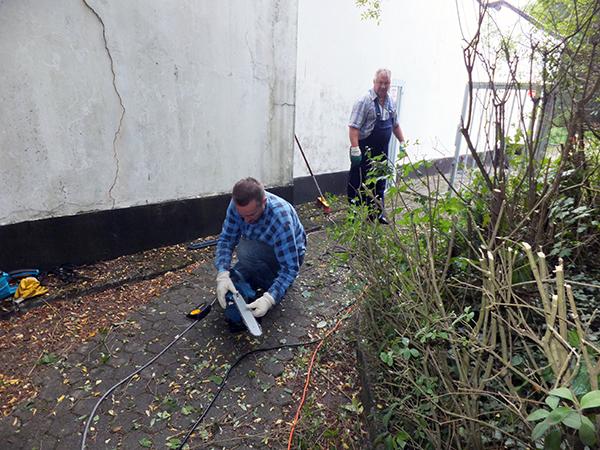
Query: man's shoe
378 215 389 225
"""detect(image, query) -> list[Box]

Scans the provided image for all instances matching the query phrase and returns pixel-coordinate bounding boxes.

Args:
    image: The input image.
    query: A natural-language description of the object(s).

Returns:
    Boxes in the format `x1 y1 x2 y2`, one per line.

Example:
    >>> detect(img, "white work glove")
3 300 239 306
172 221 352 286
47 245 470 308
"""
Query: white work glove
216 271 237 309
349 146 362 167
247 292 276 318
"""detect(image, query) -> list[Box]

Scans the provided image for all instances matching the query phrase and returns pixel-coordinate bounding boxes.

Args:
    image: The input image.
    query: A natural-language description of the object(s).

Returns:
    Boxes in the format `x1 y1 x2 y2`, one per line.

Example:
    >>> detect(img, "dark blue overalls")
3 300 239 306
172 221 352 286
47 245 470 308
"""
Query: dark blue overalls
347 98 394 214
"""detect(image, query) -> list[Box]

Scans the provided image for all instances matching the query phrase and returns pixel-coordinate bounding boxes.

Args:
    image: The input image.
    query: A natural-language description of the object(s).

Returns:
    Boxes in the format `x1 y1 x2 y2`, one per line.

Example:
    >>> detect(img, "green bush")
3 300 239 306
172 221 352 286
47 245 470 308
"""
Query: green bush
331 142 599 449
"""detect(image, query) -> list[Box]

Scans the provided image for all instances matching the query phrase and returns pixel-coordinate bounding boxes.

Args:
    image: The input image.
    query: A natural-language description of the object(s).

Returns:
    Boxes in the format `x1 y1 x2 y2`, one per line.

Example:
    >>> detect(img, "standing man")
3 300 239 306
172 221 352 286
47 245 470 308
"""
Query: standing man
348 68 406 224
214 177 306 331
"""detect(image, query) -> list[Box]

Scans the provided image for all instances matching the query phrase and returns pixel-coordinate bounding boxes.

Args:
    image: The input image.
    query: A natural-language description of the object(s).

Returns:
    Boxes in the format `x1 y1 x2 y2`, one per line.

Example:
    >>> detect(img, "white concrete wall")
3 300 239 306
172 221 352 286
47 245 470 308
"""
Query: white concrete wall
294 0 538 177
0 0 298 225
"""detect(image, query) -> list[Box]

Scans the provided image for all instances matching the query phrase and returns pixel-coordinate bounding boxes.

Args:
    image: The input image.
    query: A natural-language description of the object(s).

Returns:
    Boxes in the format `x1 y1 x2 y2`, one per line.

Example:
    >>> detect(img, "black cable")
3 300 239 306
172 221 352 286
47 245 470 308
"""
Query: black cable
176 224 350 448
81 224 342 449
177 338 322 450
305 225 323 234
187 238 219 250
79 300 321 450
80 299 216 450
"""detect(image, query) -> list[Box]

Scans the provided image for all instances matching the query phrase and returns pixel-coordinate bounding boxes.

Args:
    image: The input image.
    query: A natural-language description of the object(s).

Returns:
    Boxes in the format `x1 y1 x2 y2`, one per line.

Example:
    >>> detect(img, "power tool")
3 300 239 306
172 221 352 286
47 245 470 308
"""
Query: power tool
186 301 212 320
186 270 263 337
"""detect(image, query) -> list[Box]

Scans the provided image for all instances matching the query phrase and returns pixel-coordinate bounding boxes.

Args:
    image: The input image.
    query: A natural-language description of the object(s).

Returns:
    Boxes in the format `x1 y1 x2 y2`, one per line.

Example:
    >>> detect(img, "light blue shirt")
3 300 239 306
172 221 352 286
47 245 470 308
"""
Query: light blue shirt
348 89 398 140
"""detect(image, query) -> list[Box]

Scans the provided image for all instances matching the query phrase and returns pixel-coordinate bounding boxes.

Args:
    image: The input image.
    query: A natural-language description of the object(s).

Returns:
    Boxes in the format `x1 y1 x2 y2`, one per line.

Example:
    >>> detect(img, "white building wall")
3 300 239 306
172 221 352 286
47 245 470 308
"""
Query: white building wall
294 0 537 178
0 0 298 226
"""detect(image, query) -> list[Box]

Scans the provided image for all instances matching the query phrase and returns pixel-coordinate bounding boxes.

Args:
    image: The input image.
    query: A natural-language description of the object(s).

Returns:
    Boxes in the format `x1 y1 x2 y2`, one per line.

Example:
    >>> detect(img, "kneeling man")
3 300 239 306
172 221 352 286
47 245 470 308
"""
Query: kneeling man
214 177 306 331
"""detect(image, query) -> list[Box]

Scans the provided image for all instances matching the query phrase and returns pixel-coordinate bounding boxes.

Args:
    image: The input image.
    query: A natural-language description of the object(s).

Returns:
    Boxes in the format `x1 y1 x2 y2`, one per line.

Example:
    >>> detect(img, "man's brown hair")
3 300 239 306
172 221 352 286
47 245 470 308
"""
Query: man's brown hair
232 177 265 206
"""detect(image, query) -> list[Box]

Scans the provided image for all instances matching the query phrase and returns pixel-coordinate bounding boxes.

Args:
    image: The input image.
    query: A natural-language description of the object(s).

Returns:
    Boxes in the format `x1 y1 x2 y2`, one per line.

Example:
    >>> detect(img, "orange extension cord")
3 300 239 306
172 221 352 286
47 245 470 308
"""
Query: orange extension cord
286 304 356 449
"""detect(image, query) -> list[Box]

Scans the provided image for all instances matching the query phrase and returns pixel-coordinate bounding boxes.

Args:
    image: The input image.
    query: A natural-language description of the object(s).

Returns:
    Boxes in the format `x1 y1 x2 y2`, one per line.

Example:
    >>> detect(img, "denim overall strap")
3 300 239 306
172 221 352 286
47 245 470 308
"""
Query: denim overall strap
347 97 394 206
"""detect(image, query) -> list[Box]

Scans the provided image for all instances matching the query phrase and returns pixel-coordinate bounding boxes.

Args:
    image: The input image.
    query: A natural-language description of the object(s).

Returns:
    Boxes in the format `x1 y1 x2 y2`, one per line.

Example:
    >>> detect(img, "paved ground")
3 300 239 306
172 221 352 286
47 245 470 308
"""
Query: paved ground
0 228 356 450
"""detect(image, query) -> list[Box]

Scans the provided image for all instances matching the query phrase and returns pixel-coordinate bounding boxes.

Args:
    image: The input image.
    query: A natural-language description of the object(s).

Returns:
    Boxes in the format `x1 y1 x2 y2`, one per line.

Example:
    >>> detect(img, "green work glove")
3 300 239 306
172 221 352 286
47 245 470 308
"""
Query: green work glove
398 141 407 159
349 146 362 167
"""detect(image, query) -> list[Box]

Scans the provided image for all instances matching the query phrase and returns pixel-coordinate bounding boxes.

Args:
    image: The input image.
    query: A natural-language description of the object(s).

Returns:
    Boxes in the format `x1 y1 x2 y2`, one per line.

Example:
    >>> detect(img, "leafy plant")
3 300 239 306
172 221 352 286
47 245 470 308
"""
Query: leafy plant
138 437 152 448
527 387 600 448
379 337 421 367
166 437 184 449
548 195 598 260
332 157 599 448
180 404 195 416
37 352 59 365
340 2 600 449
161 395 178 412
341 396 364 415
379 430 409 450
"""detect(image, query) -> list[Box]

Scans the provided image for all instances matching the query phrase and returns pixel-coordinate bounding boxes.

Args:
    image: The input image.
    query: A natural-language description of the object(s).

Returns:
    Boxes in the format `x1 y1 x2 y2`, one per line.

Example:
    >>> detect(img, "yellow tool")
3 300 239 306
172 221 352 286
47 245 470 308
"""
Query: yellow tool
186 301 212 320
294 134 332 214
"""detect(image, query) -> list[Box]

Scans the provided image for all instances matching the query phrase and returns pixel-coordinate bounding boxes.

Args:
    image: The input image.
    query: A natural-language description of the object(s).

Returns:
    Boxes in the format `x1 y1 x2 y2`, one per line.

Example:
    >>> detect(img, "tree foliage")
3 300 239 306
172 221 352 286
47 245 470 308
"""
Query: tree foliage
339 1 600 449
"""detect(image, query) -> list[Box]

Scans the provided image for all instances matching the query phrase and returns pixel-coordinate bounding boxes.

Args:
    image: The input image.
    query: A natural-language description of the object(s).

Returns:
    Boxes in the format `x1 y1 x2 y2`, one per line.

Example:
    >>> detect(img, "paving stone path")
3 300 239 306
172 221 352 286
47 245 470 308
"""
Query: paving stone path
0 230 353 449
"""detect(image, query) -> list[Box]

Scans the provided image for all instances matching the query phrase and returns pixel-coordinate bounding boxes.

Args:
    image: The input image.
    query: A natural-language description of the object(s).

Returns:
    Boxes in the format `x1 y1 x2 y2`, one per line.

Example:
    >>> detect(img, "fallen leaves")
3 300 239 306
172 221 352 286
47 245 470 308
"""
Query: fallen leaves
0 244 212 417
0 374 20 387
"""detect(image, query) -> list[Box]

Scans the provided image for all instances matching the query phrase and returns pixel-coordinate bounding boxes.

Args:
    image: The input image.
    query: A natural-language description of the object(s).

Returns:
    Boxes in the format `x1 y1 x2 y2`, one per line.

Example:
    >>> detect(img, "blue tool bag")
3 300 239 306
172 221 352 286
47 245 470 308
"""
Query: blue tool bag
0 270 40 300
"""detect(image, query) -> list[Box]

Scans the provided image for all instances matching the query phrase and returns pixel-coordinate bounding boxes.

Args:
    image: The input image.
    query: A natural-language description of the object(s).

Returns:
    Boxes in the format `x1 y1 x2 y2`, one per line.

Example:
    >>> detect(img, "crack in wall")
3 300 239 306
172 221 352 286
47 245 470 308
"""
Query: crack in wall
82 0 126 209
245 32 269 83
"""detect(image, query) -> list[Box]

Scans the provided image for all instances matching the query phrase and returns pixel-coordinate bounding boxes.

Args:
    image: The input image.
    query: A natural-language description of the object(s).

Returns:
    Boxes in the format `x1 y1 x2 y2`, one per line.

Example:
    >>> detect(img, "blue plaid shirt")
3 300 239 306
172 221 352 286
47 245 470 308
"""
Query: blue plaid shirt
349 89 398 139
215 192 306 302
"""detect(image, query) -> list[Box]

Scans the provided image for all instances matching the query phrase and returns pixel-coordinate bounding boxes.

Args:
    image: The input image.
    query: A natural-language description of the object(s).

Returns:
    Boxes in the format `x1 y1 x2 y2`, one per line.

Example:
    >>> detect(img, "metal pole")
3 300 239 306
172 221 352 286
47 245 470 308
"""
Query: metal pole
449 83 471 189
294 134 326 201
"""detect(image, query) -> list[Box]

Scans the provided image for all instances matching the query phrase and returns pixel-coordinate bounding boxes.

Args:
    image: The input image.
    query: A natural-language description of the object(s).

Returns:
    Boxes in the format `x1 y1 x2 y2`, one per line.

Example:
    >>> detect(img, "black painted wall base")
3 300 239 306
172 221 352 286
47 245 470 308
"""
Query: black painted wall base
0 186 292 271
1 157 463 272
292 170 348 204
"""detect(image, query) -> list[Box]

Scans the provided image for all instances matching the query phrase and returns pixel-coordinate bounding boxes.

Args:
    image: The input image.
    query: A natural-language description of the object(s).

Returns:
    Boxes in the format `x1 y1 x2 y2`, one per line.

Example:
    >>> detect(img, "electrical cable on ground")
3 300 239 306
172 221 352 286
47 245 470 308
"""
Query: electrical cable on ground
176 339 321 450
286 303 355 450
183 225 351 448
179 297 356 449
79 298 325 450
81 303 355 450
81 220 345 450
80 299 216 450
187 238 219 250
